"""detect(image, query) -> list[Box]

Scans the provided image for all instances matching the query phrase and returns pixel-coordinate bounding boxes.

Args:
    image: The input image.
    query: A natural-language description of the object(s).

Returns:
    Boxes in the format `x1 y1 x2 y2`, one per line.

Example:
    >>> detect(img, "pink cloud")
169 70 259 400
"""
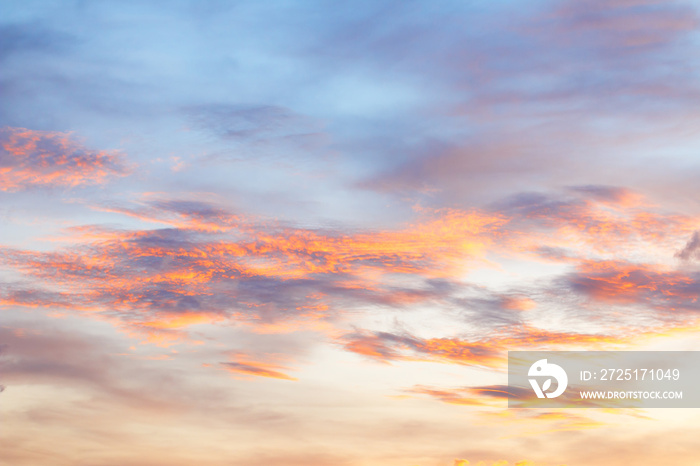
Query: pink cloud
0 127 129 191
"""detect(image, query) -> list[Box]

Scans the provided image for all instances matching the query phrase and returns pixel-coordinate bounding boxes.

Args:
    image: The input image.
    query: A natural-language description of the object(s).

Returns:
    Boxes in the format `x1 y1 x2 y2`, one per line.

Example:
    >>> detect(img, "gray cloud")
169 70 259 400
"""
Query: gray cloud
675 231 700 261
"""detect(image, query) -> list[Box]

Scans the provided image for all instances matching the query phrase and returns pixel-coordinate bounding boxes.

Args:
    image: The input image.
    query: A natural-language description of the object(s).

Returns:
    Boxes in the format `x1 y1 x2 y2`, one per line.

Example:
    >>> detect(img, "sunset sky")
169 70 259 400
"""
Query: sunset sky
2 1 700 465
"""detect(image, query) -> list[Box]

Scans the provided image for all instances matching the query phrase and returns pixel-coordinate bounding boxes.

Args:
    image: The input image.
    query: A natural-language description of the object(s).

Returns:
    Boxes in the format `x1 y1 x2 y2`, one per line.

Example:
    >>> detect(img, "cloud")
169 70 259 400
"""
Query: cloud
347 0 700 208
96 198 243 232
501 296 537 311
220 353 297 381
0 199 508 343
0 23 74 62
0 311 316 465
367 181 696 263
185 104 329 163
407 384 529 407
3 187 698 346
342 325 624 368
567 185 641 206
342 331 416 363
561 259 700 312
675 231 700 261
0 323 183 411
0 127 129 191
187 104 320 141
450 293 531 329
547 0 699 51
493 189 686 237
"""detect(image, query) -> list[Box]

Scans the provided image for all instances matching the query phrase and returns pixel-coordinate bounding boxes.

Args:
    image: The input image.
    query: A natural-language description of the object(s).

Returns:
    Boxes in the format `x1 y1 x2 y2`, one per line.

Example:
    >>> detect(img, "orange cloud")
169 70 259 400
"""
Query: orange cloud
3 187 700 348
564 259 700 311
501 296 537 311
220 353 297 381
0 127 129 191
343 325 627 368
0 204 507 343
496 190 699 258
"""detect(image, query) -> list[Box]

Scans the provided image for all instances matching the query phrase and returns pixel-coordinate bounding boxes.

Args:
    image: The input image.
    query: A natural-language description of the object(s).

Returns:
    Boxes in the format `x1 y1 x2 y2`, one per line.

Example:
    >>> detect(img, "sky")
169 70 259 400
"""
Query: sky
2 0 700 465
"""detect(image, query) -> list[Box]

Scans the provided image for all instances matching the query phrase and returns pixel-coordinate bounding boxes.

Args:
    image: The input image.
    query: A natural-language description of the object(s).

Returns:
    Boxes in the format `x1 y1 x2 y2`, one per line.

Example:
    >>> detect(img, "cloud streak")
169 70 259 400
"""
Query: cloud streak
342 325 627 368
220 352 297 381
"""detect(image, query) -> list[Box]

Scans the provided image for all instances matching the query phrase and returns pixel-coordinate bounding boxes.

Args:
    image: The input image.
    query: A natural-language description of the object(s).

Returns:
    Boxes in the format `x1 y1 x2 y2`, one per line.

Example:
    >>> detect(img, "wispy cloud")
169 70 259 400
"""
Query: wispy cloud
561 259 700 312
342 325 627 368
220 352 297 381
406 384 528 407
